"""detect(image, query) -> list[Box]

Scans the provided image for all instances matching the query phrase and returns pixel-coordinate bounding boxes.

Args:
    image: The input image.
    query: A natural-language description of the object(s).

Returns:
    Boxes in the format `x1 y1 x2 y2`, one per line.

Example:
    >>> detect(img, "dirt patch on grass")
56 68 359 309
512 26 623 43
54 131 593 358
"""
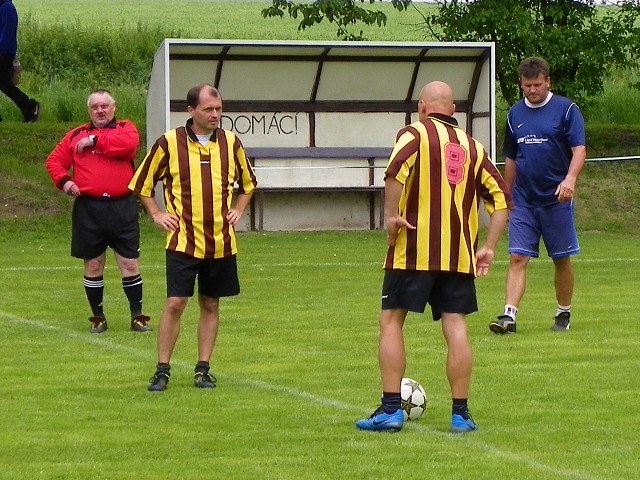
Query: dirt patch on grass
0 175 71 219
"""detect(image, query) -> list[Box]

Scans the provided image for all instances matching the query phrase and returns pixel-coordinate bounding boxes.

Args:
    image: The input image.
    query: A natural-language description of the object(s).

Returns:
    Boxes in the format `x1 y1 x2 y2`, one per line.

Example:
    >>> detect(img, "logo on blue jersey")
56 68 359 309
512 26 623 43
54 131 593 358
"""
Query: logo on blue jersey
517 134 548 145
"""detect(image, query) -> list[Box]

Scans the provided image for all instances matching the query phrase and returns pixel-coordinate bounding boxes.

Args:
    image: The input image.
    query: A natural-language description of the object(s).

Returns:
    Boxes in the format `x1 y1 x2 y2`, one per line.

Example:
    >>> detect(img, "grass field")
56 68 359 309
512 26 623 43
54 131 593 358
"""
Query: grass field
17 0 434 41
1 221 639 479
1 1 639 478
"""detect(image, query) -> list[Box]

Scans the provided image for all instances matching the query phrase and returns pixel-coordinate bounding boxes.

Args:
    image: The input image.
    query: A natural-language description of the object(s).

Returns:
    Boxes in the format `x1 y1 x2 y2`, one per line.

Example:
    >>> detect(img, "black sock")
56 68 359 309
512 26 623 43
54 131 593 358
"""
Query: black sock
84 275 105 317
452 398 469 419
122 274 143 319
156 363 170 376
195 361 210 374
382 392 402 414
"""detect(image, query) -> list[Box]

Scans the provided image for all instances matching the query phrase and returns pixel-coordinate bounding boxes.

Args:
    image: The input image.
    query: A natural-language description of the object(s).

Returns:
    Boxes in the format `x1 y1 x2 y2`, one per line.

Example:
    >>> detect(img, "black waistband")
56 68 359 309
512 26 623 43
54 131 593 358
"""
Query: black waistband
80 192 133 202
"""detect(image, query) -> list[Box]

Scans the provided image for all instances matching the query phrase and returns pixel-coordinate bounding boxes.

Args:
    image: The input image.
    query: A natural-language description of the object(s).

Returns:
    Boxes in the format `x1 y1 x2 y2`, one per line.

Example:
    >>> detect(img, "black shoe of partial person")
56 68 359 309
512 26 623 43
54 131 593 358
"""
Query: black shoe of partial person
88 316 107 334
131 314 152 332
550 312 571 331
23 101 40 123
489 314 516 334
194 371 217 389
148 371 170 392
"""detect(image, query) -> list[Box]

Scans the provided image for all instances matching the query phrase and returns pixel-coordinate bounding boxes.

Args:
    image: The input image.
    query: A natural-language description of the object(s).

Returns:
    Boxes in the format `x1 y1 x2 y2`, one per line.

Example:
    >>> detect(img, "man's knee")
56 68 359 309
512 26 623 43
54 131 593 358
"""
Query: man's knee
509 253 530 268
165 297 189 316
84 255 106 276
198 296 220 314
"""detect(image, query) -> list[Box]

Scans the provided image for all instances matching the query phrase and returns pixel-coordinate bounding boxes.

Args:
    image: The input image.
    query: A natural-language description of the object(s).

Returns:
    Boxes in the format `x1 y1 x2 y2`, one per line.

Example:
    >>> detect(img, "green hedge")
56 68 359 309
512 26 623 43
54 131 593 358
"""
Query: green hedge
585 124 640 158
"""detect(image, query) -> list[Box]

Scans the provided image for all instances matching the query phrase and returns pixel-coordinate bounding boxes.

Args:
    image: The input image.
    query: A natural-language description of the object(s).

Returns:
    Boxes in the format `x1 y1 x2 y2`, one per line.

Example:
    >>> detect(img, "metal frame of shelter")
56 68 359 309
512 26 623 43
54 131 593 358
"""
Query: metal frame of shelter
146 39 496 231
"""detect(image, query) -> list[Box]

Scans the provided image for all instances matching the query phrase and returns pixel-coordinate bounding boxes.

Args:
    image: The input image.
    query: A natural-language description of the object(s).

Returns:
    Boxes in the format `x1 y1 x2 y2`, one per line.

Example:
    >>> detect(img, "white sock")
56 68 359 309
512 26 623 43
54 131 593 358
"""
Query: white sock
556 305 571 316
503 304 518 320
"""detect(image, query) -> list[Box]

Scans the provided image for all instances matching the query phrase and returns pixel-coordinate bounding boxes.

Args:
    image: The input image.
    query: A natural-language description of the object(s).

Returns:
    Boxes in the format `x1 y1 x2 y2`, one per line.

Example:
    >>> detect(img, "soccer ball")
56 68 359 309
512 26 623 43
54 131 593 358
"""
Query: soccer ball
401 377 427 421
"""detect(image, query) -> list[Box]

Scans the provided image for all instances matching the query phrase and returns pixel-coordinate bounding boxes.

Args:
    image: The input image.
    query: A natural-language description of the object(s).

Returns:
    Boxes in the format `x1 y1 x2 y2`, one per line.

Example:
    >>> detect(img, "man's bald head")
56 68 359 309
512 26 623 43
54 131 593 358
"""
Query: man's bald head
418 81 455 119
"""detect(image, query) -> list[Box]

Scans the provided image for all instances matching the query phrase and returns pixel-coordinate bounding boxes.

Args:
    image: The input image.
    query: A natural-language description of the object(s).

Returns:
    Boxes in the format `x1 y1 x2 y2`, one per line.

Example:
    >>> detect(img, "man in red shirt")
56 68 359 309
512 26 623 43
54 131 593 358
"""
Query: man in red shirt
45 89 151 334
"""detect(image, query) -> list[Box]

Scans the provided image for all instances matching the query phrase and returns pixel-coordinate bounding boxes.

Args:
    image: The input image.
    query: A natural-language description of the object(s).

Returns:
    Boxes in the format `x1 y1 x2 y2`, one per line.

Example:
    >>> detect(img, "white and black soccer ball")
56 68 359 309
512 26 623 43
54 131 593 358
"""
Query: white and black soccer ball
400 377 427 421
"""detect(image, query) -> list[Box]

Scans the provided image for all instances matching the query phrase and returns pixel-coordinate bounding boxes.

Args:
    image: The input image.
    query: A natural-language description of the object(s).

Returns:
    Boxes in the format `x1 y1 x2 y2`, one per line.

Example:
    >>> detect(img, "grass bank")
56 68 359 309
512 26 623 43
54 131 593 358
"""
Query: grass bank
1 0 639 236
2 0 638 125
1 121 639 236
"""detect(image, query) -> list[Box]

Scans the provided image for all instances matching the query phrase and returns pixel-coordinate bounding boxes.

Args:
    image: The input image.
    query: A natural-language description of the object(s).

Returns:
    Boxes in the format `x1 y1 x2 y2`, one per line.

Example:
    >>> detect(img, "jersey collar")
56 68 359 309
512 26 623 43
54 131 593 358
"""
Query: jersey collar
88 118 118 130
426 113 459 127
525 92 553 109
185 118 218 143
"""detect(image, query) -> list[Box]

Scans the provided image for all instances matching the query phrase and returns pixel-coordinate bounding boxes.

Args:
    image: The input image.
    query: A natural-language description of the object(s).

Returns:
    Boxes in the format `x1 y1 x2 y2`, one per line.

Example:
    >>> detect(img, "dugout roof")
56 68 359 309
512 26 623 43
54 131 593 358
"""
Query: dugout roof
146 39 496 159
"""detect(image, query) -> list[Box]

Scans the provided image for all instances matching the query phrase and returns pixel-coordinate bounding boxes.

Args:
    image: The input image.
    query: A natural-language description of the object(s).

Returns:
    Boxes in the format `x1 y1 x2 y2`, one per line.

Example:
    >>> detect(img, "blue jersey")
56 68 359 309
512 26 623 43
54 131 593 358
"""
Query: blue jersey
503 93 585 207
0 0 18 57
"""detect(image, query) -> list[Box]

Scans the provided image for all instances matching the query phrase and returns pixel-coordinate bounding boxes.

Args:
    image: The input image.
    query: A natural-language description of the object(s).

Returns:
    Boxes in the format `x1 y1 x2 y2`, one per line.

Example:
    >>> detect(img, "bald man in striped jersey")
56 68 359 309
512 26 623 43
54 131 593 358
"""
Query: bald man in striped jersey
129 84 257 392
356 81 511 433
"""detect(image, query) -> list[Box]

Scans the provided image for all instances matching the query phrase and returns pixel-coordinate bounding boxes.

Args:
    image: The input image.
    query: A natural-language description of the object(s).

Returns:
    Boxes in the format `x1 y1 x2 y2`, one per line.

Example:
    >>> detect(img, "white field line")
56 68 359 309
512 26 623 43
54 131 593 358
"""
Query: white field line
0 256 638 273
0 309 606 480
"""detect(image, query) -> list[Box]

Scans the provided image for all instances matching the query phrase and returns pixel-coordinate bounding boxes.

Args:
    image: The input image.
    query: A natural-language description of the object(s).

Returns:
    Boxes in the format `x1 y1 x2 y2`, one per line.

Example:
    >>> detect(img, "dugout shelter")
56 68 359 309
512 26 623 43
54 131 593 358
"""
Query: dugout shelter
146 39 495 231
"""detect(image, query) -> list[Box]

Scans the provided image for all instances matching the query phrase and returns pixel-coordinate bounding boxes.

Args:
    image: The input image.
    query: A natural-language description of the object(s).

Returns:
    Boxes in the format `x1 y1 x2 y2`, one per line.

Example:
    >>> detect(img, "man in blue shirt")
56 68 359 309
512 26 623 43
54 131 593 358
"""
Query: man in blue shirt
0 0 39 122
489 56 586 334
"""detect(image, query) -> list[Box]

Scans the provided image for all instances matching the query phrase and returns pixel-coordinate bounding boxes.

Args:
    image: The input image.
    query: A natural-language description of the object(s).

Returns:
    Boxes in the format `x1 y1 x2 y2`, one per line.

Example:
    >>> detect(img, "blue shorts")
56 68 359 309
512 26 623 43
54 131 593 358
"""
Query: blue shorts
508 201 580 259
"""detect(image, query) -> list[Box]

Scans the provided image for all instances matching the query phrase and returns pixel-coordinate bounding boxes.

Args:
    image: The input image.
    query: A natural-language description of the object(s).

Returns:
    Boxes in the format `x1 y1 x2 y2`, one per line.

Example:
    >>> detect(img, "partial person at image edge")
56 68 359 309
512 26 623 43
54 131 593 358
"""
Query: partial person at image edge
0 0 39 122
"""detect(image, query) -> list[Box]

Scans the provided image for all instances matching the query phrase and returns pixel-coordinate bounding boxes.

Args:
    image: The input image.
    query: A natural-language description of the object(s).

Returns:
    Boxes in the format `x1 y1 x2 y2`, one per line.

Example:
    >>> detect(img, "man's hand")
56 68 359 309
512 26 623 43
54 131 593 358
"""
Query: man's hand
75 136 95 153
151 211 179 232
226 208 243 225
555 175 577 203
63 181 81 197
386 216 416 247
475 246 495 277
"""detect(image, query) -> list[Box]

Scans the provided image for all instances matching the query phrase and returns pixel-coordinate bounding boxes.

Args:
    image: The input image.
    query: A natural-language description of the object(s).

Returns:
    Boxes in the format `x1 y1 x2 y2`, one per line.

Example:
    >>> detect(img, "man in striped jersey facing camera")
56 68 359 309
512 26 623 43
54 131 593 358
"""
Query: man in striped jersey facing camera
129 84 257 392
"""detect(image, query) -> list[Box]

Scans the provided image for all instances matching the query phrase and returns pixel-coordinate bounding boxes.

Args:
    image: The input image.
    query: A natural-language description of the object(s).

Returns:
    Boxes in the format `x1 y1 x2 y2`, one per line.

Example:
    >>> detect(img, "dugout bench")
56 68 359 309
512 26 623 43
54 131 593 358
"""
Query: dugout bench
245 147 391 231
147 39 496 231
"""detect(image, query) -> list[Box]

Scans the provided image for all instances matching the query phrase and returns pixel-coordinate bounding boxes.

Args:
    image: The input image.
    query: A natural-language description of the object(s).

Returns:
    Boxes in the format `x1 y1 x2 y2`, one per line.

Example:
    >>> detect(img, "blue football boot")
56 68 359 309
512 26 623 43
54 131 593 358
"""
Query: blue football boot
356 407 404 432
450 413 478 433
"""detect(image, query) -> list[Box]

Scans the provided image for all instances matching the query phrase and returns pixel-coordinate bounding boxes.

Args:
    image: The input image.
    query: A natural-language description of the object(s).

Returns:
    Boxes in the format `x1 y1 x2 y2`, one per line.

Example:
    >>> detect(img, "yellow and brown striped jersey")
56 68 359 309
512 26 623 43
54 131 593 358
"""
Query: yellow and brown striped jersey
384 114 511 275
129 120 257 259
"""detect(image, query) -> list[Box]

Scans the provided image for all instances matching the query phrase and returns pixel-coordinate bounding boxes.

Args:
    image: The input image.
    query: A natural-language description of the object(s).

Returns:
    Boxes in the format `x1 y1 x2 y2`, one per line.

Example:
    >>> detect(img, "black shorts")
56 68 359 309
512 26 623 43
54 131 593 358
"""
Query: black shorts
381 269 478 320
166 251 240 299
71 194 140 260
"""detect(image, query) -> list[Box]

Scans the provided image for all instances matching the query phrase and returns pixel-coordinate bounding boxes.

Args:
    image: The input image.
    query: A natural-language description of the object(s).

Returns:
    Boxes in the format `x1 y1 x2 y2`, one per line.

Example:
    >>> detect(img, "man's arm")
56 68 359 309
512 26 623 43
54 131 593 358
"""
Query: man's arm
504 157 516 193
138 195 179 232
476 208 509 277
384 177 415 247
45 134 75 191
227 193 253 225
93 121 140 160
555 145 586 202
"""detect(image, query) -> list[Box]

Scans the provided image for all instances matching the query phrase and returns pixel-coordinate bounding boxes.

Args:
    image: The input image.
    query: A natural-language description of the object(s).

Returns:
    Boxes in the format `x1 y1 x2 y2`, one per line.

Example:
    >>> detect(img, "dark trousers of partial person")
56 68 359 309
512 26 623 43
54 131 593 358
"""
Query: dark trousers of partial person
0 55 35 119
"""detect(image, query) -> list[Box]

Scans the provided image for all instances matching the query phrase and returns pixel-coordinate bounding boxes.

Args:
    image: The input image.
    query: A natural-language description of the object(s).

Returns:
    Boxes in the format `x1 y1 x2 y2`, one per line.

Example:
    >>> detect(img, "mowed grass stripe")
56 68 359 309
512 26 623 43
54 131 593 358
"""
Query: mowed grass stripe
0 308 608 480
1 255 639 272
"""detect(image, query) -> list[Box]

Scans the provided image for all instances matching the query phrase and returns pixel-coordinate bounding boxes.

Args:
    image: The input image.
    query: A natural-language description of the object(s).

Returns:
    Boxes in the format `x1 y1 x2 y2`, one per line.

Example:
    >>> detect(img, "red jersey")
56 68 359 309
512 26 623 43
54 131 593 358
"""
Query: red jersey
45 119 139 198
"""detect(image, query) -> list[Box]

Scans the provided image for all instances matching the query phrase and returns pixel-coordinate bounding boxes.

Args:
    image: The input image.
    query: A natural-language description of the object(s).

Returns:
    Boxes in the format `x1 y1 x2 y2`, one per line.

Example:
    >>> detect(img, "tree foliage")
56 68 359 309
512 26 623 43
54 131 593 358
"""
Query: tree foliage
261 0 411 40
263 0 640 111
424 0 640 108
